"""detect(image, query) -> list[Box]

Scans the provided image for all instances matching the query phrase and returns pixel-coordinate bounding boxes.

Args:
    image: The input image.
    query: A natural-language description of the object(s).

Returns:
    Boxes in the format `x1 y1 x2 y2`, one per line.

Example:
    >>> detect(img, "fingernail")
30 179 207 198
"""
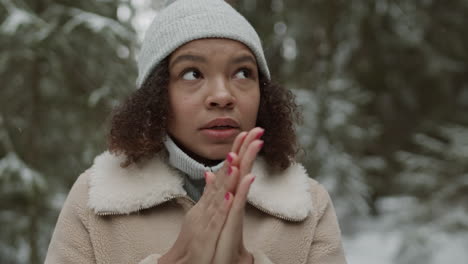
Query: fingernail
255 129 265 139
226 153 233 163
225 192 231 201
250 176 256 184
228 166 232 175
258 141 264 149
204 171 208 180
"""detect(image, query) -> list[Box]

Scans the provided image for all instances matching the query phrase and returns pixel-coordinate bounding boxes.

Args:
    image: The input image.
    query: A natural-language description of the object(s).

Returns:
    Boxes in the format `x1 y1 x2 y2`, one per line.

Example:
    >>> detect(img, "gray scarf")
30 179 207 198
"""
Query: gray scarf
163 136 224 200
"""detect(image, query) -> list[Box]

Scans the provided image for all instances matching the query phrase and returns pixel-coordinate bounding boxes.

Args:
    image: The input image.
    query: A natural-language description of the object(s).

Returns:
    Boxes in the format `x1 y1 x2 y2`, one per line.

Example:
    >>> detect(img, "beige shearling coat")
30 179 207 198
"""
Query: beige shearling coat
45 151 347 264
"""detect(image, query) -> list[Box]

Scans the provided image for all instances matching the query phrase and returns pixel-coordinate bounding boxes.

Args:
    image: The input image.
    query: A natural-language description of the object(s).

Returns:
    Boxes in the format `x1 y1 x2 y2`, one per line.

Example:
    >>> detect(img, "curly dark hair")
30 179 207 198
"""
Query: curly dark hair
108 58 302 170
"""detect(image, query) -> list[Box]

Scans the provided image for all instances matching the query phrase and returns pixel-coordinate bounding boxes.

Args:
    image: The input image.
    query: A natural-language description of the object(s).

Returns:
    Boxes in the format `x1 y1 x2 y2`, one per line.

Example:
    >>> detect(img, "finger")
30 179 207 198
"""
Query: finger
223 153 242 193
199 171 217 207
239 139 263 179
214 174 255 251
203 164 239 212
238 127 264 159
207 189 236 264
199 170 226 209
226 165 240 194
211 176 251 264
224 173 255 228
230 173 255 218
201 171 234 231
225 166 239 192
210 166 239 206
212 151 235 189
231 131 248 154
227 152 241 168
205 170 215 186
201 171 215 196
204 190 234 243
181 172 236 264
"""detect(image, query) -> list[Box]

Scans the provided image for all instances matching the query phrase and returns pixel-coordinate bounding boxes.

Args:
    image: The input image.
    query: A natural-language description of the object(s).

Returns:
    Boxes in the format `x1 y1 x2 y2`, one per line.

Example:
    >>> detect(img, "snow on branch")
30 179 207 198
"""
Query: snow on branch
0 152 46 191
0 0 46 34
63 7 133 39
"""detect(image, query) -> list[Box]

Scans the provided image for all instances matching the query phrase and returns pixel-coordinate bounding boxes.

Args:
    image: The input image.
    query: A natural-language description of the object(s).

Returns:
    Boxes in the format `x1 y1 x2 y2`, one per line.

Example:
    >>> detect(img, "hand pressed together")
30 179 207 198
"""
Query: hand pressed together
159 127 264 264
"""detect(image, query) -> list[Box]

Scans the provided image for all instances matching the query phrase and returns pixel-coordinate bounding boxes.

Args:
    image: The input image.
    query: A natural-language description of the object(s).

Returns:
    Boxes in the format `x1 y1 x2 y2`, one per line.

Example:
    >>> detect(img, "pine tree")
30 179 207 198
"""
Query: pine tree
236 0 374 221
0 0 137 263
236 0 468 262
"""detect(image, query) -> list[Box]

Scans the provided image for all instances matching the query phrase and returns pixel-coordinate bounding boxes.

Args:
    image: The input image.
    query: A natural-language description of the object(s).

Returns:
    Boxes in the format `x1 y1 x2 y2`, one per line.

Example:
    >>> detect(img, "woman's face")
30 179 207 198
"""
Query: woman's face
167 38 260 163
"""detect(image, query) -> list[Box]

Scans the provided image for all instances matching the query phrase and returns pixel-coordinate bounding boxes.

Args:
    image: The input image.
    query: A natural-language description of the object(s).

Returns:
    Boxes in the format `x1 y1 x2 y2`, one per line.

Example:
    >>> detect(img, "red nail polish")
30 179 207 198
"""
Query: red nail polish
255 130 265 139
228 166 232 175
250 176 256 184
227 153 233 163
225 192 231 201
258 141 264 149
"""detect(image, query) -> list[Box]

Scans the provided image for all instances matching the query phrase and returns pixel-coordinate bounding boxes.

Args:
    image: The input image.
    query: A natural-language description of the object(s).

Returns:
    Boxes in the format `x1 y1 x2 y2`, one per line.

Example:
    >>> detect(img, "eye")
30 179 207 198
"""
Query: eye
234 68 252 79
182 69 202 80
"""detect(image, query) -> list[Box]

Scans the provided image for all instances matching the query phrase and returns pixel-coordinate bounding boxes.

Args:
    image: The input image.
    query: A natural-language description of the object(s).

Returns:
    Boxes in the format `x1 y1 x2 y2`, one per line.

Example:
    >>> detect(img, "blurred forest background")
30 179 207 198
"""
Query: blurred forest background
1 0 467 263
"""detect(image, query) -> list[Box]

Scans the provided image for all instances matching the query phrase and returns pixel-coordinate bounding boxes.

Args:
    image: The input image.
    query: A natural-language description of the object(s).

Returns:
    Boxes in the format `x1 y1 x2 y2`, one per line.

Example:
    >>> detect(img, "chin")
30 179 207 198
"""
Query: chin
201 145 231 161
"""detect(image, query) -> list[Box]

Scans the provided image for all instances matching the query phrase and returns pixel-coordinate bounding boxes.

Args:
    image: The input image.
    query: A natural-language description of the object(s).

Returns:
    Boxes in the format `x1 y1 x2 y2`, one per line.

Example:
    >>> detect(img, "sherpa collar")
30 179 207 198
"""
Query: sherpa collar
88 151 313 221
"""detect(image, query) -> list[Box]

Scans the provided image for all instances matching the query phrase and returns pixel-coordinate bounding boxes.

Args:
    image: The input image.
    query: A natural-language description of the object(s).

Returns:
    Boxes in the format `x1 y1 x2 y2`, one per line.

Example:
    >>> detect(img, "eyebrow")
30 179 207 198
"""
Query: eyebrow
230 55 257 66
170 54 257 68
170 54 207 68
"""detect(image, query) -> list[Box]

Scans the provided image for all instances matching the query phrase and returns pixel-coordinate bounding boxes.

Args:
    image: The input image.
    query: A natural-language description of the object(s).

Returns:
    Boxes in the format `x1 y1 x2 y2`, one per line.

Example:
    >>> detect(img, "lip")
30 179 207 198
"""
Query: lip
200 117 240 130
200 117 240 140
201 128 239 140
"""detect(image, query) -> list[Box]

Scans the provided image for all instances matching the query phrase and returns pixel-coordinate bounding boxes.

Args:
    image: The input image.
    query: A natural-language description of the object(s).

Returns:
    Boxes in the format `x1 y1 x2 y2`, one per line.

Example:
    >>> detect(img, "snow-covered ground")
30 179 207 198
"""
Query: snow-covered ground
343 225 468 264
341 198 468 264
344 229 400 264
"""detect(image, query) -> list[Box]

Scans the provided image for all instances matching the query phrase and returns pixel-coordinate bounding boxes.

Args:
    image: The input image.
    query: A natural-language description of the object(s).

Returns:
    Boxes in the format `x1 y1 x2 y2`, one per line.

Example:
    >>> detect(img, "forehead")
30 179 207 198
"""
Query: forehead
170 38 256 60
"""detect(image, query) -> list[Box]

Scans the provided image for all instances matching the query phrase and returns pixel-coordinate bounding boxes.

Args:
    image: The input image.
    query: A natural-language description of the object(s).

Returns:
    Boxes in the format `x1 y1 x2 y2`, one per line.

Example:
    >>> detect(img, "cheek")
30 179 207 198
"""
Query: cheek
169 93 200 128
171 96 191 115
239 92 260 125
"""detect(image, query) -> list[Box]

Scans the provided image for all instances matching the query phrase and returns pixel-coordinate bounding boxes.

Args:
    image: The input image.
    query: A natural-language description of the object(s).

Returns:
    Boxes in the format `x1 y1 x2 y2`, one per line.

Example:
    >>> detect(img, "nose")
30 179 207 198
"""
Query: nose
205 77 235 109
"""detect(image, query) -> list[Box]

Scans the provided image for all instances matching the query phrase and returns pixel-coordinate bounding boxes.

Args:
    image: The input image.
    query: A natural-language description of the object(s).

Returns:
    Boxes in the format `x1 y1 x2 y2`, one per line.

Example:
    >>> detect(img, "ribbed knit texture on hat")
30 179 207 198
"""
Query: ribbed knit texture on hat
136 0 270 88
163 135 224 180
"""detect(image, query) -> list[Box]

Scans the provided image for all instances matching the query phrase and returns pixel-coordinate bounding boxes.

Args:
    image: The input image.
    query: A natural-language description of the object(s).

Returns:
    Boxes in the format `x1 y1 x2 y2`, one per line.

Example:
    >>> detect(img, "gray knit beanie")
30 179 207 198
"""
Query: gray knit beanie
136 0 270 89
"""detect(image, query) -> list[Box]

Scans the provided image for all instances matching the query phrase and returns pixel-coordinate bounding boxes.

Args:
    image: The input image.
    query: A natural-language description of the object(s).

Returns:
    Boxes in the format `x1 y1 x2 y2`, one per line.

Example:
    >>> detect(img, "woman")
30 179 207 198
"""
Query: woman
45 0 347 263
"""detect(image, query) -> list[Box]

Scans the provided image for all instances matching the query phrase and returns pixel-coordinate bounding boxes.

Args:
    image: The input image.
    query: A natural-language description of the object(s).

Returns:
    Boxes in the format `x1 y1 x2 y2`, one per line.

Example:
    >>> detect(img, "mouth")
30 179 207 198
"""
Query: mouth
200 118 240 130
200 118 240 140
205 125 237 130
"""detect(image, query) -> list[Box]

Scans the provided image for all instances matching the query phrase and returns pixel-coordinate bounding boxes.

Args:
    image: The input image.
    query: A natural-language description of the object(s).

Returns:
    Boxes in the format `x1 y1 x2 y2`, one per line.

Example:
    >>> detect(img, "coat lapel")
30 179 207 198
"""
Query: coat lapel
88 151 313 221
88 151 186 215
248 158 313 221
